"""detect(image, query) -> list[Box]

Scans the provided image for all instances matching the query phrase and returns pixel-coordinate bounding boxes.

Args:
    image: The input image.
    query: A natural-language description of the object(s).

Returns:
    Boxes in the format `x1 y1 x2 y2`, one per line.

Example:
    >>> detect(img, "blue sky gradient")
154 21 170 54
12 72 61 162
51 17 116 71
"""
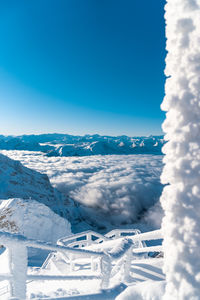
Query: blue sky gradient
0 0 166 136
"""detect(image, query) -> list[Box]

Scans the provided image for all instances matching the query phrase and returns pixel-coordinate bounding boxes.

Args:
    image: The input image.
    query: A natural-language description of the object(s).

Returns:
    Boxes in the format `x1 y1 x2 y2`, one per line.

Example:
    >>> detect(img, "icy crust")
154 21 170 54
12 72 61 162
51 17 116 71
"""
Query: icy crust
0 198 71 245
161 0 200 299
0 134 165 156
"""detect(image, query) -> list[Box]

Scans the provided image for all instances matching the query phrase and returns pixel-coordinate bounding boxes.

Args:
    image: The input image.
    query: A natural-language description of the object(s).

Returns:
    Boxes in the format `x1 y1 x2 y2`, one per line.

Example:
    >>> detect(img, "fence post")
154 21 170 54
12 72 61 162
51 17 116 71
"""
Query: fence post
122 246 133 283
8 244 27 300
69 254 75 272
100 254 111 289
91 256 96 272
87 232 92 246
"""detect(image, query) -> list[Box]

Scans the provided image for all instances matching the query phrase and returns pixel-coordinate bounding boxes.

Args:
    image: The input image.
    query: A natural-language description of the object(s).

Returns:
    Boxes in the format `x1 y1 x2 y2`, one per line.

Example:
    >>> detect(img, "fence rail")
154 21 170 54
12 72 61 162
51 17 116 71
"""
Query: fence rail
0 229 163 300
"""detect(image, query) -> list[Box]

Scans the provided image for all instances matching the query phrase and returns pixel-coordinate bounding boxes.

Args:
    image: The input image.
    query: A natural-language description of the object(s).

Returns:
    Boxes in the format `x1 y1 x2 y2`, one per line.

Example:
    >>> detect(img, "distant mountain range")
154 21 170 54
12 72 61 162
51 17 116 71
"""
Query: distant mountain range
0 134 165 156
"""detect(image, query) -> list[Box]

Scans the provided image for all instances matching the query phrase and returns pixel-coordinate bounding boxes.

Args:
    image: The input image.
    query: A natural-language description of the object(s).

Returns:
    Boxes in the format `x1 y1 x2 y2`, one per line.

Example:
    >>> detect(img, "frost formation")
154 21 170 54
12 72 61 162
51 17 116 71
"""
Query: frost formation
161 0 200 299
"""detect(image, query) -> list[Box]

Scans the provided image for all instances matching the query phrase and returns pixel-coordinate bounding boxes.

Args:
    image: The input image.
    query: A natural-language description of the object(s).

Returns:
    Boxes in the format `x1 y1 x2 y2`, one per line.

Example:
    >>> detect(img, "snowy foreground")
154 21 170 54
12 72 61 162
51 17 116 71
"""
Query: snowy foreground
0 228 164 299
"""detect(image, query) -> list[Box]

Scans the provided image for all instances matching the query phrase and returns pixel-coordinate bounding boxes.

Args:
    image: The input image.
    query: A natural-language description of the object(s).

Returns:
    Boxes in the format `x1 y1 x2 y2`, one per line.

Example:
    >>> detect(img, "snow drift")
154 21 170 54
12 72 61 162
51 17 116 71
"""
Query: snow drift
161 0 200 298
116 280 166 300
0 153 72 261
0 198 71 245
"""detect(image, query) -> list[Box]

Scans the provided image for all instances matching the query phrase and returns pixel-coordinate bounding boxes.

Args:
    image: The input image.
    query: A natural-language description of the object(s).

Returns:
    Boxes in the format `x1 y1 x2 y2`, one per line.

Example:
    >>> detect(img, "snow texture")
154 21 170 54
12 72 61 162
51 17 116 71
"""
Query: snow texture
0 153 75 220
1 151 163 230
8 244 27 299
0 153 72 259
0 134 165 156
116 280 166 300
161 0 200 298
0 198 71 246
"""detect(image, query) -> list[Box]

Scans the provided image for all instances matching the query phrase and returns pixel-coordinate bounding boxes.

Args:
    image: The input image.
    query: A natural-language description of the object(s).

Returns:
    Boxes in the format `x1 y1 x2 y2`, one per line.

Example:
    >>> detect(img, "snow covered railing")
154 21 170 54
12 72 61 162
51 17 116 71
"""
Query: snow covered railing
0 231 109 300
58 229 163 253
58 229 146 249
105 228 141 239
132 245 163 253
0 229 163 299
128 229 163 242
58 230 110 248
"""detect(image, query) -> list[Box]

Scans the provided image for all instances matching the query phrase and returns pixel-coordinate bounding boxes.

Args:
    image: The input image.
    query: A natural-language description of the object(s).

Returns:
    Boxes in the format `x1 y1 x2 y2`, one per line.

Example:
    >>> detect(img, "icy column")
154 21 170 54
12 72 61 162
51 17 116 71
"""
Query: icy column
8 244 27 300
161 0 200 299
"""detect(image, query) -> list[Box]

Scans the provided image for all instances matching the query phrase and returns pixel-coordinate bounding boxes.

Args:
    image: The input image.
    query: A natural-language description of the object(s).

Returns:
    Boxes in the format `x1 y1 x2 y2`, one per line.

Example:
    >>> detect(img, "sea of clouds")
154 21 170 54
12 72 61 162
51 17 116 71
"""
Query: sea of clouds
1 150 164 229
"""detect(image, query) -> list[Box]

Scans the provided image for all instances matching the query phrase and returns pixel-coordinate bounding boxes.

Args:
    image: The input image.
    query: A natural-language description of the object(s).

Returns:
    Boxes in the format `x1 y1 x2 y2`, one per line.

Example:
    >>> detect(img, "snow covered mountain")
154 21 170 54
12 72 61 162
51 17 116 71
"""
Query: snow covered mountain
0 134 165 156
0 153 66 214
0 153 73 262
0 198 71 246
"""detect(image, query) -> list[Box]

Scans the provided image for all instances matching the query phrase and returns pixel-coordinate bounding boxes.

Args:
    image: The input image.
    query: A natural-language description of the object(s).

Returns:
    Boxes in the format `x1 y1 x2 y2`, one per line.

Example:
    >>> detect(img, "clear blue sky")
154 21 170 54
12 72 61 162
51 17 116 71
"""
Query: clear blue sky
0 0 166 136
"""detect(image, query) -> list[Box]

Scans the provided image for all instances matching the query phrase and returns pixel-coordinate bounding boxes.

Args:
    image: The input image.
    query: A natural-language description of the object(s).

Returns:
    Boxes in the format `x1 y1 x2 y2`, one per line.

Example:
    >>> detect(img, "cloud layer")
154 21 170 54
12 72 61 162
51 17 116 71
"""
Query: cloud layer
1 151 163 228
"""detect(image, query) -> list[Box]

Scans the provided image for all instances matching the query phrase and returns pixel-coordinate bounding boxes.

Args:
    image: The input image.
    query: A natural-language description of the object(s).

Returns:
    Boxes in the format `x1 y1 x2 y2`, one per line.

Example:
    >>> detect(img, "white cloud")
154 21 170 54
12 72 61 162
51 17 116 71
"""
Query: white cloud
1 150 163 228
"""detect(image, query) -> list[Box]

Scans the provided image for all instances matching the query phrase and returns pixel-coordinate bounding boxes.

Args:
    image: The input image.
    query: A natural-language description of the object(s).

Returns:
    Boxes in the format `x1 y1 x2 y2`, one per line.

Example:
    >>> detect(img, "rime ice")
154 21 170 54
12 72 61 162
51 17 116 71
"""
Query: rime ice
161 0 200 299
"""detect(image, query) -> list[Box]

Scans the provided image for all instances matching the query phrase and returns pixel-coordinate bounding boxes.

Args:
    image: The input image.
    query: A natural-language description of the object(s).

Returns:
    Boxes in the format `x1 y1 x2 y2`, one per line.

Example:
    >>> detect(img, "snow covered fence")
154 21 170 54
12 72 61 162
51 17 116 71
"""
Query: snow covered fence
58 230 110 248
0 231 108 300
105 229 142 239
56 229 163 284
58 229 163 275
128 229 163 242
58 228 160 250
0 229 163 299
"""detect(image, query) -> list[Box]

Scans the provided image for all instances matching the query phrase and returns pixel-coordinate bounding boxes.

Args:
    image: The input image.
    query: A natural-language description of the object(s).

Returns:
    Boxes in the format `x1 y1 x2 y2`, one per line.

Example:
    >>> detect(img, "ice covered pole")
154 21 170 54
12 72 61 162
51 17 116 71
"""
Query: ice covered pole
8 244 27 300
160 0 200 299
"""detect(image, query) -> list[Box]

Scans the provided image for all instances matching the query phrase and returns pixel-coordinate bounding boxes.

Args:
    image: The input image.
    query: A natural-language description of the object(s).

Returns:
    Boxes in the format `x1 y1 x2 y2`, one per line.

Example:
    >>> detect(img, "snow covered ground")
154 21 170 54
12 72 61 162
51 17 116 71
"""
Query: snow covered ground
116 280 166 300
0 150 164 232
25 257 164 299
0 198 71 263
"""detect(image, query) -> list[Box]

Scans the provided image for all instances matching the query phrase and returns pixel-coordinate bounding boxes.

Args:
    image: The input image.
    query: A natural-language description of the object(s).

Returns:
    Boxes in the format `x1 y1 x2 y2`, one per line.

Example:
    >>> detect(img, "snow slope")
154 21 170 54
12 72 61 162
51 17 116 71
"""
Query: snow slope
0 153 74 254
0 198 71 246
0 134 165 156
0 153 74 219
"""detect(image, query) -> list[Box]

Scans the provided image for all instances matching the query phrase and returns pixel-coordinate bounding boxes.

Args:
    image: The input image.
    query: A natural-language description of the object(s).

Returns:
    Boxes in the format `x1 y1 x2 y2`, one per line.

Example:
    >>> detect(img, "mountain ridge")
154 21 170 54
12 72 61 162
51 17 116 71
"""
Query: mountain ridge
0 134 165 156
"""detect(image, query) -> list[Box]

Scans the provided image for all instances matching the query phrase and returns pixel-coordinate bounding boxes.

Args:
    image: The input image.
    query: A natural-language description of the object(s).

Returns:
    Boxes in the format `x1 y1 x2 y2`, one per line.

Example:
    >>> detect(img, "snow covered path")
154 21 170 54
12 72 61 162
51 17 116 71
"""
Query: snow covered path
25 258 164 299
130 258 164 282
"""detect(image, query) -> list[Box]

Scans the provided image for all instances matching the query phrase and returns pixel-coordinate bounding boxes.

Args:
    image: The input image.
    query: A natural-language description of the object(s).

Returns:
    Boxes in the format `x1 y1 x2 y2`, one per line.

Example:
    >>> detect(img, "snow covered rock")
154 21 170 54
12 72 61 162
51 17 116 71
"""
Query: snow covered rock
0 153 72 219
0 198 71 244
